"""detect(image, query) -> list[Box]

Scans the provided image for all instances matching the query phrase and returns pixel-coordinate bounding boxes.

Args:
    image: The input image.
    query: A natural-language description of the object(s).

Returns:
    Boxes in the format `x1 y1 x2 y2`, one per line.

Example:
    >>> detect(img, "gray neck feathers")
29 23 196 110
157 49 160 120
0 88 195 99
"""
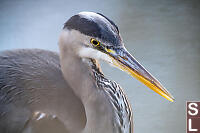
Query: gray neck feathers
59 29 132 132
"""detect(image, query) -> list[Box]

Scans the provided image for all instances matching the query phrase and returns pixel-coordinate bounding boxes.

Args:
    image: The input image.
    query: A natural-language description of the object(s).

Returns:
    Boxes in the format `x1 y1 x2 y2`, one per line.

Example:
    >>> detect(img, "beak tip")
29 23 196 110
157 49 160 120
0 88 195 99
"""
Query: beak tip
109 47 175 103
168 95 175 102
170 98 174 102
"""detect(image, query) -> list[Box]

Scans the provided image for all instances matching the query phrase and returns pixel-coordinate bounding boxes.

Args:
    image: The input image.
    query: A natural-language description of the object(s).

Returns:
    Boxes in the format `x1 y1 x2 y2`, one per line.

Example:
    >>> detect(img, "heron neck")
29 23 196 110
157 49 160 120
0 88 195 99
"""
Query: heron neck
59 45 119 130
60 56 96 101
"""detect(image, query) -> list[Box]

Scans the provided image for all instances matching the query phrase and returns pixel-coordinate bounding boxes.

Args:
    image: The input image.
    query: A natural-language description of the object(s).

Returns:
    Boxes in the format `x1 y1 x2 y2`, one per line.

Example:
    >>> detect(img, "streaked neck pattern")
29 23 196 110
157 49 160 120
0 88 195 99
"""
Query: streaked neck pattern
89 59 133 133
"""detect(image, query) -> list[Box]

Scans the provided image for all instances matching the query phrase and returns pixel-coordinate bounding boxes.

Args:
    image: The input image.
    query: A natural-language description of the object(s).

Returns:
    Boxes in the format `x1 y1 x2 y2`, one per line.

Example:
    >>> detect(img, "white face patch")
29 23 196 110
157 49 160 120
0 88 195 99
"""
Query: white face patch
59 28 119 70
59 28 117 66
59 29 90 46
78 47 113 64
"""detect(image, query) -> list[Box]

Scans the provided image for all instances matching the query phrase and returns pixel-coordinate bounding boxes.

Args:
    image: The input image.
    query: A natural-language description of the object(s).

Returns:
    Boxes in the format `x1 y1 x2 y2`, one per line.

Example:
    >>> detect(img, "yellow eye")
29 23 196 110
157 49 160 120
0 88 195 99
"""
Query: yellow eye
90 38 100 46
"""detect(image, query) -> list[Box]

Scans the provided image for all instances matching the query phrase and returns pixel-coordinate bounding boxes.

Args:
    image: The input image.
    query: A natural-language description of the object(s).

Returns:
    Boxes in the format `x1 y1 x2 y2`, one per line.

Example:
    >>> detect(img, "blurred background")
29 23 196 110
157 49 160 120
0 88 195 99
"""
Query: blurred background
0 0 200 132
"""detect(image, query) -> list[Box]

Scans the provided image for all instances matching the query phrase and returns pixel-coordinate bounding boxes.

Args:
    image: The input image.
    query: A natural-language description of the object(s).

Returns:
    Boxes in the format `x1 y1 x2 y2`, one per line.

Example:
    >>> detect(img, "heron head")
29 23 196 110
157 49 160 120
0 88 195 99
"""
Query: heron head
60 11 174 102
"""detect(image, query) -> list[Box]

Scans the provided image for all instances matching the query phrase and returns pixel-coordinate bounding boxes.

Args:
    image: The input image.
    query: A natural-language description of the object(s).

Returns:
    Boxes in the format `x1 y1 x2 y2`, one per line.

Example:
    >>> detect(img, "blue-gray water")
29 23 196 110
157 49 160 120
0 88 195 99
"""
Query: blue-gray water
0 0 200 133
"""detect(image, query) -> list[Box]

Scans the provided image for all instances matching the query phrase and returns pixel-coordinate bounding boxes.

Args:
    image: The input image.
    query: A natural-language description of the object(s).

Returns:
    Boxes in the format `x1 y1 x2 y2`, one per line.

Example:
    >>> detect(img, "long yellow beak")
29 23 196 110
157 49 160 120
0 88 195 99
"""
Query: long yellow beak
107 47 174 102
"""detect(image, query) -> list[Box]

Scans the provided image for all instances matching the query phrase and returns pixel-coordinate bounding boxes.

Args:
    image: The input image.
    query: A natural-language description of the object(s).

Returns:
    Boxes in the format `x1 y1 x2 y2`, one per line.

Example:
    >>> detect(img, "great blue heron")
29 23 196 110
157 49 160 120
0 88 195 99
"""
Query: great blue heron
0 12 174 133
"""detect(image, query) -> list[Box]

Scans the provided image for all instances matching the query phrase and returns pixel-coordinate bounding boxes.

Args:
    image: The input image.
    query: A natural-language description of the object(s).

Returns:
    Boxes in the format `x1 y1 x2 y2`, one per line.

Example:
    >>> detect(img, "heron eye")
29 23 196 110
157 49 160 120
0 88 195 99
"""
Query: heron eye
90 39 100 46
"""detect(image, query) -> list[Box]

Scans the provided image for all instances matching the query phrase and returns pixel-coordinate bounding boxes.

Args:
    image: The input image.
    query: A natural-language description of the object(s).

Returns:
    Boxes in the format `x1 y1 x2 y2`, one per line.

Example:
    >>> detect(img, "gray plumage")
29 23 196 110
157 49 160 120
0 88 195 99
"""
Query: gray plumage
0 49 86 133
0 11 174 133
0 12 135 133
0 49 132 133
